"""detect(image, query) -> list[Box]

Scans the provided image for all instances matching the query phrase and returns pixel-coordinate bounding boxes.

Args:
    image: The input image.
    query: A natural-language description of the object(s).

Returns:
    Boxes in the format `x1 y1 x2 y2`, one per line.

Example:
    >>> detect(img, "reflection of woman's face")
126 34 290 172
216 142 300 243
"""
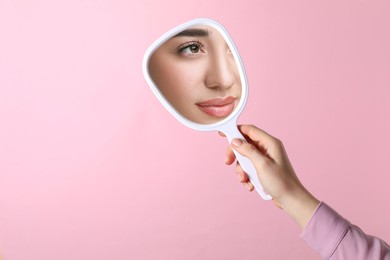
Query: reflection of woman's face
149 26 242 124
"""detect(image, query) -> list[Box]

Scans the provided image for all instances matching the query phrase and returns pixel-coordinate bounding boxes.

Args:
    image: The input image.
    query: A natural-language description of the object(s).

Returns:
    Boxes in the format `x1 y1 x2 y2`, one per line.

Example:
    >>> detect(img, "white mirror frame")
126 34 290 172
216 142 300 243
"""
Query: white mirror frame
142 18 248 131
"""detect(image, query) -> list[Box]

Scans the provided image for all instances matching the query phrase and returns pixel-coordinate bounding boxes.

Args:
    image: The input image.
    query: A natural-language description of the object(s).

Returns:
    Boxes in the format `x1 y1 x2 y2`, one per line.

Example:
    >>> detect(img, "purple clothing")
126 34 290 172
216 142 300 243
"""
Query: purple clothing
301 202 390 259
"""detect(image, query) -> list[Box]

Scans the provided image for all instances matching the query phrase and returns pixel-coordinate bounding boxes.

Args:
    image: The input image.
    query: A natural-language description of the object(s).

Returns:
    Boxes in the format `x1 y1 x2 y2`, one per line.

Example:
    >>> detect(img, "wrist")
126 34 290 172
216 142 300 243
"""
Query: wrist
279 187 320 229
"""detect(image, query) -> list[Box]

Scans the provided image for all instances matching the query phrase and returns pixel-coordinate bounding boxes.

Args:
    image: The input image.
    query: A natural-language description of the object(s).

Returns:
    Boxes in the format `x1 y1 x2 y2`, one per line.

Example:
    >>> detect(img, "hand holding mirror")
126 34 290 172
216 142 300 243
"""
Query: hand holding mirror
143 18 272 200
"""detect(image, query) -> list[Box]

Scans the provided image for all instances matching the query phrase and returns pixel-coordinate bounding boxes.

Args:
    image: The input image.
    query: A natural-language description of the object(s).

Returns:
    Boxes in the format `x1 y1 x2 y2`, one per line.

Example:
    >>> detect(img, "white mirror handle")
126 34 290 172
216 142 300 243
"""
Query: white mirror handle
223 124 272 200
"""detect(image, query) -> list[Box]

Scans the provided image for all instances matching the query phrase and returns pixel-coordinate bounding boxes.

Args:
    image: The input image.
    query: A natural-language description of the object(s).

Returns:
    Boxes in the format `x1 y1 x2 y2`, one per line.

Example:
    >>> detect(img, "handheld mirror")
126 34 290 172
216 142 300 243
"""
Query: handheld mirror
142 18 272 200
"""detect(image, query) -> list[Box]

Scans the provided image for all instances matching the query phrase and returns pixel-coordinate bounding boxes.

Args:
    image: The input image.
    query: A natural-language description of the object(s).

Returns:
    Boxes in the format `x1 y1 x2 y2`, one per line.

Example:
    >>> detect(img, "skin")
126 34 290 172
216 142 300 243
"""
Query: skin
222 125 320 229
148 26 241 124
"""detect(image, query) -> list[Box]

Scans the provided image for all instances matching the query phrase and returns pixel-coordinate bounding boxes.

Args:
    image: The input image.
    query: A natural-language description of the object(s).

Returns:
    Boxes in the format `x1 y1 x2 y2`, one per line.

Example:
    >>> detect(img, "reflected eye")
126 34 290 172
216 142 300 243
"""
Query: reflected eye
177 41 204 57
183 45 200 53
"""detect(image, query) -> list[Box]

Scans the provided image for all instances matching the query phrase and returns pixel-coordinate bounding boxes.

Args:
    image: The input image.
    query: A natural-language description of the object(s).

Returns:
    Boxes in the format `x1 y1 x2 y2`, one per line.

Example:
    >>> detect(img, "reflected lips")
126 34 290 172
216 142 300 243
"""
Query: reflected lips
196 96 236 117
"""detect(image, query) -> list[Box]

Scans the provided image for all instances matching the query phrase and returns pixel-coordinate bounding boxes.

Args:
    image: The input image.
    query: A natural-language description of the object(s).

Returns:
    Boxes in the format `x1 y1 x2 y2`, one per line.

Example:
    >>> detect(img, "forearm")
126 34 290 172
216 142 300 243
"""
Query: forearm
279 187 320 229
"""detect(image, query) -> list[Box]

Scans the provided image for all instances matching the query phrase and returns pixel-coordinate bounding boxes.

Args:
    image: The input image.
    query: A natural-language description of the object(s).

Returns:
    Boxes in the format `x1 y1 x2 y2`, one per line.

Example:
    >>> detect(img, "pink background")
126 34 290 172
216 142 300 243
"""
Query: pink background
1 1 389 259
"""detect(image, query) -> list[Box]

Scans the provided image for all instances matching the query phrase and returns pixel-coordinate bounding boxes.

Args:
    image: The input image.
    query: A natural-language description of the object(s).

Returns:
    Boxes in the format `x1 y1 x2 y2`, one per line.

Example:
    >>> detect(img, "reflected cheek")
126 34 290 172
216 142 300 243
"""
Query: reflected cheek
168 64 205 113
174 61 206 81
233 70 242 97
162 67 194 103
170 62 206 92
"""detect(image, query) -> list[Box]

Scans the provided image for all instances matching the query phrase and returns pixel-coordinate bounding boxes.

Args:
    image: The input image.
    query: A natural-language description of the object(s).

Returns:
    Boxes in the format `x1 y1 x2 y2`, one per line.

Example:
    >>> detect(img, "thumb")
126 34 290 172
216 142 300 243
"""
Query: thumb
231 138 268 169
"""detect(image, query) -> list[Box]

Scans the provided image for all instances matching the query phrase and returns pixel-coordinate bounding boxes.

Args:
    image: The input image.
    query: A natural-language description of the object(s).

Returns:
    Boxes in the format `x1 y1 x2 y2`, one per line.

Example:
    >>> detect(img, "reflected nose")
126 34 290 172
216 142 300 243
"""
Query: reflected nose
205 53 236 90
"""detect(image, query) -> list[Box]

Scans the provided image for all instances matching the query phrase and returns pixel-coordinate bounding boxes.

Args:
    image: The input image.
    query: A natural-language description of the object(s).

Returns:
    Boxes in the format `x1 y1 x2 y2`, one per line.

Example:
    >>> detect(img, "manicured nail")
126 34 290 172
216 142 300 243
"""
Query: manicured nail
231 139 243 148
237 172 244 182
246 182 254 192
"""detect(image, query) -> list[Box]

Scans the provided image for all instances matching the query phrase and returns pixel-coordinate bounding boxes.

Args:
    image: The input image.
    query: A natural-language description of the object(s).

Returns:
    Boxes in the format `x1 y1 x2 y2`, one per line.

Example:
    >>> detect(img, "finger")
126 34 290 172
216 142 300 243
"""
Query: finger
218 131 226 137
235 163 249 183
225 145 236 165
238 124 284 162
231 138 268 170
244 181 254 192
235 163 253 191
238 124 275 144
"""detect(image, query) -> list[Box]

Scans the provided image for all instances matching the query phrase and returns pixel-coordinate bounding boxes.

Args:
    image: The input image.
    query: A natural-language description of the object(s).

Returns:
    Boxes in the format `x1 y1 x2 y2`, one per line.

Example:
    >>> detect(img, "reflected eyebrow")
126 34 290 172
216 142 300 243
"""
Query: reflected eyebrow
173 28 209 37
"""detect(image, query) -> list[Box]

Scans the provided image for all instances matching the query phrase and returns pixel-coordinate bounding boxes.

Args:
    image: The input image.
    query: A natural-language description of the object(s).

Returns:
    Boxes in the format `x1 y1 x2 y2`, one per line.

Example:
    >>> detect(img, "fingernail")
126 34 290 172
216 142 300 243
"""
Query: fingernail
246 182 254 191
231 139 243 148
237 173 244 182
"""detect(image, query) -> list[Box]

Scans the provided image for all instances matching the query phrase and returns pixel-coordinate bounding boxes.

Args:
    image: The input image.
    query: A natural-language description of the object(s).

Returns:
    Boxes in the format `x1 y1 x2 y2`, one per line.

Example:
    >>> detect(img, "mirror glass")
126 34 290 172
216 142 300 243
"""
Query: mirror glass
149 25 242 124
145 21 243 125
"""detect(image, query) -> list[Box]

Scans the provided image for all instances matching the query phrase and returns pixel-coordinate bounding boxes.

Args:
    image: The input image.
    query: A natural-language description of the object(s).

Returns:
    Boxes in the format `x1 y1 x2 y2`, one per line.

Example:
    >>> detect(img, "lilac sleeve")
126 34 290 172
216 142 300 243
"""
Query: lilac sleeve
300 202 390 260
